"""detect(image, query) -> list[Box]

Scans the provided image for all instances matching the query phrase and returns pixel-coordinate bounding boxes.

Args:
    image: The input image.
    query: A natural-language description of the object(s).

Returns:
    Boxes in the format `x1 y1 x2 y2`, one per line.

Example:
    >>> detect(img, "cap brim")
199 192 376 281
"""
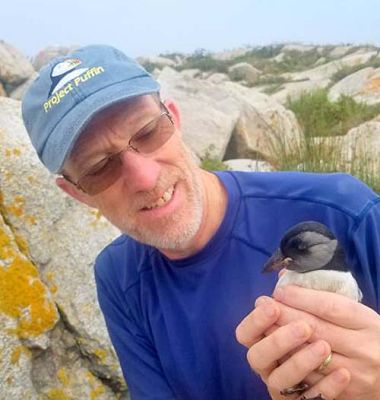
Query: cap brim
43 76 160 173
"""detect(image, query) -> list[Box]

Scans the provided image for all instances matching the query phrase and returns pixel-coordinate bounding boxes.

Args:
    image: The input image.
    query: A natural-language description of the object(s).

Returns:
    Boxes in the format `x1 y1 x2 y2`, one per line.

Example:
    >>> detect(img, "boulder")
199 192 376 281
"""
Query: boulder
221 81 303 163
224 159 273 172
281 50 378 82
0 41 35 86
0 82 6 97
213 47 250 61
32 45 79 71
158 67 240 160
329 45 354 58
328 67 380 105
180 68 202 79
157 67 303 164
341 121 380 173
9 72 38 100
0 97 127 399
271 79 331 104
281 44 317 53
207 73 229 84
228 62 261 85
0 211 58 399
137 55 176 69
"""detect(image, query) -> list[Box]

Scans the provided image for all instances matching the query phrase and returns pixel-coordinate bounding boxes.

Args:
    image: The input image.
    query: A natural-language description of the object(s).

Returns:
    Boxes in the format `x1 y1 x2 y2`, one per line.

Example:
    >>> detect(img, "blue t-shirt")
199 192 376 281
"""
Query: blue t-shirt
95 171 380 400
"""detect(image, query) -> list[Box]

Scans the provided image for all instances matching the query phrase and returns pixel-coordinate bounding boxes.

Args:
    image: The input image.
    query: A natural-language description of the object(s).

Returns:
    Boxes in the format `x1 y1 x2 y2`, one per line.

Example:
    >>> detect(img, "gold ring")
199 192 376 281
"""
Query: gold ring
318 352 333 372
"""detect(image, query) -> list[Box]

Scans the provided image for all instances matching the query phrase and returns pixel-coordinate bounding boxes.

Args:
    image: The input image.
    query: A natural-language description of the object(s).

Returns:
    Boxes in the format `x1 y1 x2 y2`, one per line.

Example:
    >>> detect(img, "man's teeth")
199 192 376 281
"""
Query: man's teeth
145 186 174 210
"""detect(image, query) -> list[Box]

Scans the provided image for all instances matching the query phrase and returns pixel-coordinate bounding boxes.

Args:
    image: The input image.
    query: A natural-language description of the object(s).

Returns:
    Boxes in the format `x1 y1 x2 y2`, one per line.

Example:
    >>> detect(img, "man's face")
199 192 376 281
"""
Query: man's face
63 95 204 251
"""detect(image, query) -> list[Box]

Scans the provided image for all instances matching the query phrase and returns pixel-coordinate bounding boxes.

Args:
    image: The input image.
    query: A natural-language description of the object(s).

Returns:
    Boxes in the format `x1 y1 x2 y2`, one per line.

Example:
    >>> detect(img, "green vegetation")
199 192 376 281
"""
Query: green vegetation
265 90 380 193
287 88 380 137
200 150 230 171
176 49 230 73
166 45 334 77
270 134 380 194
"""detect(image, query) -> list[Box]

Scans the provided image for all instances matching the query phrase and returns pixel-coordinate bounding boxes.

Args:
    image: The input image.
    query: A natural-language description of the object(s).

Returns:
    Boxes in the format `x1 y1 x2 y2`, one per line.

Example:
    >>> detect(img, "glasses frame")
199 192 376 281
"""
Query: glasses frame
62 102 174 194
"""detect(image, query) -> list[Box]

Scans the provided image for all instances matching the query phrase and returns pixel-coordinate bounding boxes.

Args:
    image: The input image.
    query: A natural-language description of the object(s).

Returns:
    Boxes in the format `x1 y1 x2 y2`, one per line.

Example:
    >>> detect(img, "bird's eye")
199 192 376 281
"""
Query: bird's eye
290 238 307 251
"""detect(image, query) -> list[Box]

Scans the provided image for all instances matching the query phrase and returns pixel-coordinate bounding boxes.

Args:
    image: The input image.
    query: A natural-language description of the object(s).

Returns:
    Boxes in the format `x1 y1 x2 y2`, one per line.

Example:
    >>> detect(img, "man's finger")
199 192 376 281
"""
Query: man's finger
236 297 280 348
273 300 357 356
246 320 313 373
273 285 377 329
297 368 351 400
267 340 331 393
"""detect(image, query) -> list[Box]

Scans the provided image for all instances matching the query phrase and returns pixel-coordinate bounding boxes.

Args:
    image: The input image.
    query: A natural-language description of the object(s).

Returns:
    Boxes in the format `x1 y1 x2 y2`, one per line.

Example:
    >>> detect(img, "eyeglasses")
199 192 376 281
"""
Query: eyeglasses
63 103 175 195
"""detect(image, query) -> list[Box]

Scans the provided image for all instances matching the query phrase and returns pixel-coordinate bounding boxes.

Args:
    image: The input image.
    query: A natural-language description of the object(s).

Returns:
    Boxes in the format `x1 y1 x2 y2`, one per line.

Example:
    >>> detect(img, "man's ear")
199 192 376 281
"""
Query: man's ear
55 177 97 208
163 99 181 130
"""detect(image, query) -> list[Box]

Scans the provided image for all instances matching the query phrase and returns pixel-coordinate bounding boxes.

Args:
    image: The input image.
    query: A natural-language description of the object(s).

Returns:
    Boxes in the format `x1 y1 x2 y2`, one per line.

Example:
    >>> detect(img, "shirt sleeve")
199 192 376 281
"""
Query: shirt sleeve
94 257 176 400
351 200 380 312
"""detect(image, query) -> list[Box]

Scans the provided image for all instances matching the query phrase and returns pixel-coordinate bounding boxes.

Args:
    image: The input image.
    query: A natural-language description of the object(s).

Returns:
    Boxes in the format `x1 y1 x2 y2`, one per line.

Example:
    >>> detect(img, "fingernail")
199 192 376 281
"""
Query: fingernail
255 296 271 307
273 287 284 301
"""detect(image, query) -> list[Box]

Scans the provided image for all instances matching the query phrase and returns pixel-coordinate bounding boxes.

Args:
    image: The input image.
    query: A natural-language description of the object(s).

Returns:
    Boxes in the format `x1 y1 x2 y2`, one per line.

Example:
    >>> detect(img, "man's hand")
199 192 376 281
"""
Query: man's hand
236 285 380 399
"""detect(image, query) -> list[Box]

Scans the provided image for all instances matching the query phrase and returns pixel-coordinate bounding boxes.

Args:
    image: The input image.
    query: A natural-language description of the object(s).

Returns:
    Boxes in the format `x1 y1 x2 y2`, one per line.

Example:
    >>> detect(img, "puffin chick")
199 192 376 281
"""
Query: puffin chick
262 221 362 301
262 221 362 399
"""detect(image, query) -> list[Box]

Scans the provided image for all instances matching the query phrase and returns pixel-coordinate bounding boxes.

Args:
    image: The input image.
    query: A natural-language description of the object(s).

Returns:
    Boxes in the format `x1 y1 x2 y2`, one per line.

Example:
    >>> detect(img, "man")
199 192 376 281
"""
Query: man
22 44 380 400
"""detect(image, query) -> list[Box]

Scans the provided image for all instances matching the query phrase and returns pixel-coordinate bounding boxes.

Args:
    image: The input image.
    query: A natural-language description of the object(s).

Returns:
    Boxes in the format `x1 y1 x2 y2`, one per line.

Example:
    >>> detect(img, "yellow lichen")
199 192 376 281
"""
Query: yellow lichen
86 371 106 399
93 348 107 362
13 148 21 156
45 272 58 294
14 233 29 254
5 195 25 217
57 368 70 386
4 171 13 181
90 385 105 399
50 285 58 295
0 224 58 338
46 388 71 400
10 345 30 364
26 215 37 225
5 149 12 157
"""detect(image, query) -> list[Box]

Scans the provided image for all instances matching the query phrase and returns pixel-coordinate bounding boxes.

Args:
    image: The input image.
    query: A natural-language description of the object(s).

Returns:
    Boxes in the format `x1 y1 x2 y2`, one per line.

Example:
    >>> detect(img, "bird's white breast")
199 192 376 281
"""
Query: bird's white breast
276 269 363 302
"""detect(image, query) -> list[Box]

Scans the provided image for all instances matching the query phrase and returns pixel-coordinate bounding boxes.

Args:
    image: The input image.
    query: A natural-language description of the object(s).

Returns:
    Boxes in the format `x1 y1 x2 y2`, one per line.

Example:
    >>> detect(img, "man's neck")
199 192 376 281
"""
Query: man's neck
160 170 228 260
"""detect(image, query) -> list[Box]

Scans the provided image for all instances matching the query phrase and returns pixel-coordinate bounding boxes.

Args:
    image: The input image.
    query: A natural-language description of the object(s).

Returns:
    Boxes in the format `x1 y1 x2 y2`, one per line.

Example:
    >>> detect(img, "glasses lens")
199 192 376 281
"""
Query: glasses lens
77 112 174 195
130 113 174 154
79 154 123 195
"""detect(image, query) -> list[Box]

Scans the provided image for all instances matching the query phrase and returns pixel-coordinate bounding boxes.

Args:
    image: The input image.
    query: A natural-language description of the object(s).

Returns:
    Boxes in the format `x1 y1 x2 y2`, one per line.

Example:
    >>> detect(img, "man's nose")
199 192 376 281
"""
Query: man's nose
119 149 161 192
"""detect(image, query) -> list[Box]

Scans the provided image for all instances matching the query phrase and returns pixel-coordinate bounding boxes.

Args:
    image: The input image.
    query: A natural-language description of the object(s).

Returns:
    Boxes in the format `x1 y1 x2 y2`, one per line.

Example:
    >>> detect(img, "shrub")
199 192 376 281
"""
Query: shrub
287 89 380 137
200 150 230 171
266 90 380 193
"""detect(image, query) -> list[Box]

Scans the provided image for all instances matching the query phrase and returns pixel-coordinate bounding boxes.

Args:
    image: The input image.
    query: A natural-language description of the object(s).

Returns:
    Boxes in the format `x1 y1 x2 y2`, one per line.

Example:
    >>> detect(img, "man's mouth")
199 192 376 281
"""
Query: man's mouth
142 185 175 210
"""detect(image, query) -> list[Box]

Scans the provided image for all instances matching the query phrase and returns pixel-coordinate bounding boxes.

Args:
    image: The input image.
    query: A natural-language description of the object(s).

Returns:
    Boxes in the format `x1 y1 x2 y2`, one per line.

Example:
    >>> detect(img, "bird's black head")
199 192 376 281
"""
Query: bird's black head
263 221 348 273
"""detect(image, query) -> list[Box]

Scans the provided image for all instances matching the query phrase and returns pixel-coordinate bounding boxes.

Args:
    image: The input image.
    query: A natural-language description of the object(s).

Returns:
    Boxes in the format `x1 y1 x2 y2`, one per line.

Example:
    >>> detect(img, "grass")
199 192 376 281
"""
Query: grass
200 150 230 171
262 90 380 193
287 88 380 137
270 134 380 194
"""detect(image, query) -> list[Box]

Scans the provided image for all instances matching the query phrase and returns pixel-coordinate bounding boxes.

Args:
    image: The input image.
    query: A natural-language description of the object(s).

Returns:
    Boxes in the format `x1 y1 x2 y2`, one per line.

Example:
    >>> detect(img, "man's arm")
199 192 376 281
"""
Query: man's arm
94 263 176 400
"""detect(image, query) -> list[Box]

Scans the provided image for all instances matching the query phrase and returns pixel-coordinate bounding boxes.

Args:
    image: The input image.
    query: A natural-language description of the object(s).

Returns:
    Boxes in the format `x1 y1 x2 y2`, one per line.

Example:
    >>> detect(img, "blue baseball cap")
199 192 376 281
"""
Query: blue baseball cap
22 44 160 173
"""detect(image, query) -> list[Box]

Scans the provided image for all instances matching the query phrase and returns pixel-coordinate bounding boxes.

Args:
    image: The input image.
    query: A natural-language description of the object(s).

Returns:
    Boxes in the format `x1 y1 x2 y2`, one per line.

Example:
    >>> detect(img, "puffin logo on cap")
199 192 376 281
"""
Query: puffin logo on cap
49 58 89 96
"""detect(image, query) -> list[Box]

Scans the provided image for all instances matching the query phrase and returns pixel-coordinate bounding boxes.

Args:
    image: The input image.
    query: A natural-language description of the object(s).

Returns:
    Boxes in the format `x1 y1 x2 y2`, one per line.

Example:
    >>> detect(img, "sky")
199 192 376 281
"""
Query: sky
2 0 380 59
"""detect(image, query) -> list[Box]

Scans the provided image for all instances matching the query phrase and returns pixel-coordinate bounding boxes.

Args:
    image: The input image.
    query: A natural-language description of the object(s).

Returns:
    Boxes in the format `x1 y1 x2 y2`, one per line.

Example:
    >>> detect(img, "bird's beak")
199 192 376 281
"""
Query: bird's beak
262 249 290 272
